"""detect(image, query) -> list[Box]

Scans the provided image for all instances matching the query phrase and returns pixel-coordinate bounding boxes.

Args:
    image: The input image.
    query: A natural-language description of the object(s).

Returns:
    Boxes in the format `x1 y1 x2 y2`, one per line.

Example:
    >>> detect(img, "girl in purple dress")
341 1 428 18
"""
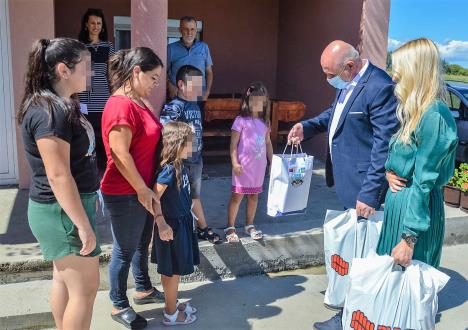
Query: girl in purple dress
224 82 273 243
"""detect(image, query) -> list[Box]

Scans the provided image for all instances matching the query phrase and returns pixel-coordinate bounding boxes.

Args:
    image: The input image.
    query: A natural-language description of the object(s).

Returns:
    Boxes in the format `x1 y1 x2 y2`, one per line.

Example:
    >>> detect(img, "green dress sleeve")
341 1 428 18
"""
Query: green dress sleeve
403 107 457 237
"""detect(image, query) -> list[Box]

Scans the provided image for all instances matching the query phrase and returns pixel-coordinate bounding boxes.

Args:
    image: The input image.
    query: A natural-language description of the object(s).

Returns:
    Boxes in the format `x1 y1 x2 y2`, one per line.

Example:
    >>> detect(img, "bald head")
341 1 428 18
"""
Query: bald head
321 40 362 82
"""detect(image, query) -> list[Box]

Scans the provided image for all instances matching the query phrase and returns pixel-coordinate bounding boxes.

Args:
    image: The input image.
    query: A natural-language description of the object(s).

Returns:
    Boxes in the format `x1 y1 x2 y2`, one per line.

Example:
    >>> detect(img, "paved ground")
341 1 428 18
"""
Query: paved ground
0 244 466 330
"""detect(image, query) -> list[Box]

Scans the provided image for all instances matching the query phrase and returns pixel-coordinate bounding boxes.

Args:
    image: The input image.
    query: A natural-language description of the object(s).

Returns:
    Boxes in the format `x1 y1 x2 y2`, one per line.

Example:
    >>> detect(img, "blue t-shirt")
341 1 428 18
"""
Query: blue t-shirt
160 97 203 164
157 164 192 219
167 39 213 90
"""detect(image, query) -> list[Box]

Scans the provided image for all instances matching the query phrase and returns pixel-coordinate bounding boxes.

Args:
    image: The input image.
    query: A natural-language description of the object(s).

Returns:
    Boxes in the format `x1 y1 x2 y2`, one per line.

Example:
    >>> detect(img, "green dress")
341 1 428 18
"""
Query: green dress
376 100 458 267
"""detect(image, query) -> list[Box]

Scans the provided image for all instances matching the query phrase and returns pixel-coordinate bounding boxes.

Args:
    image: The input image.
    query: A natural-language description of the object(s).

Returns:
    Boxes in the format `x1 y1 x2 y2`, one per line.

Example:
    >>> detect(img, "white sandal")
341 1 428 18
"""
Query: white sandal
176 300 197 314
245 225 263 240
224 226 239 243
162 309 197 326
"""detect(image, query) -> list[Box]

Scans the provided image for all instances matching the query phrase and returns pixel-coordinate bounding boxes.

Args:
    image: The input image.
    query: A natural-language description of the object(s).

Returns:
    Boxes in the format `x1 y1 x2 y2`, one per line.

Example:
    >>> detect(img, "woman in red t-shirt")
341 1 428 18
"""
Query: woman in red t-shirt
101 47 164 329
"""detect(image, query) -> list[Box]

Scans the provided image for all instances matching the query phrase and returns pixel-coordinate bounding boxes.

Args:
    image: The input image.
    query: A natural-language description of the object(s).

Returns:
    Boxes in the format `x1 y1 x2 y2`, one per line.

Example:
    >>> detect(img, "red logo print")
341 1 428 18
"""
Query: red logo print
351 310 406 330
351 310 375 330
331 254 349 276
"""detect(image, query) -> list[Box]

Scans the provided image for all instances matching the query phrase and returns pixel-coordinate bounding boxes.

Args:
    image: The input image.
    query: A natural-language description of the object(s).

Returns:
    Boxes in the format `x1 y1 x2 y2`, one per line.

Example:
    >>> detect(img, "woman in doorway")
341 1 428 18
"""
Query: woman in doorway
78 8 114 171
19 38 101 330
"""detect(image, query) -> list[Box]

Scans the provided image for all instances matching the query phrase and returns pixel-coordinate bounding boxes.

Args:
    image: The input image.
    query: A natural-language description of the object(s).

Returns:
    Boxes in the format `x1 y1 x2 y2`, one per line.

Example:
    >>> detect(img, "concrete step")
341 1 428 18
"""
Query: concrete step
2 211 468 289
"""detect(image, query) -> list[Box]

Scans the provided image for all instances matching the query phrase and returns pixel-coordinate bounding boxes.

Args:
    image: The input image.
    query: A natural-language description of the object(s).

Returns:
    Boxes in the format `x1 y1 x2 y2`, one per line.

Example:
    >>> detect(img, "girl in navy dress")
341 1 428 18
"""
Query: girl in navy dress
151 121 200 326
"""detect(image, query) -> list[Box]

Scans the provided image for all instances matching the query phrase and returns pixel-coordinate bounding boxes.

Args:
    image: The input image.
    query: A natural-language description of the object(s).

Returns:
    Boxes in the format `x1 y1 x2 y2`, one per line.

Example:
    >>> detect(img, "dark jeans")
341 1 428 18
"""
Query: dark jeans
104 194 154 309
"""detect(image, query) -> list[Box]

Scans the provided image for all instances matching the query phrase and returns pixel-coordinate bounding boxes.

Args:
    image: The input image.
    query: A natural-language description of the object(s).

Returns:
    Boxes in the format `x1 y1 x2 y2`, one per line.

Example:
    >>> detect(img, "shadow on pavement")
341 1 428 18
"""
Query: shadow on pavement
139 274 307 329
436 267 468 324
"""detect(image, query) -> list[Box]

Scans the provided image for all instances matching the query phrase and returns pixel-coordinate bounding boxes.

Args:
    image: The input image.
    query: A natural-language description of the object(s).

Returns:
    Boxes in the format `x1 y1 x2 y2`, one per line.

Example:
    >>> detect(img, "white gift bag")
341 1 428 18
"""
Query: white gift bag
342 253 450 330
323 209 383 308
267 144 314 217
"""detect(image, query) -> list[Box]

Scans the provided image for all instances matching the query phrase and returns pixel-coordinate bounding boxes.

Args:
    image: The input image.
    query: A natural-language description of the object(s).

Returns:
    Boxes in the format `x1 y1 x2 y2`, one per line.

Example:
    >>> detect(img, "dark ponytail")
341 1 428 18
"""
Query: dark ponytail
108 47 163 93
18 38 87 124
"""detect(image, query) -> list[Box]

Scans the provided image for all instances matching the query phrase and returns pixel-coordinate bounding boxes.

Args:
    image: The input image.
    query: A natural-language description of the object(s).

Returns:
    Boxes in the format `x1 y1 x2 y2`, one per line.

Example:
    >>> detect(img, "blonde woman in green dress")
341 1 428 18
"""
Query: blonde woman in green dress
377 38 458 268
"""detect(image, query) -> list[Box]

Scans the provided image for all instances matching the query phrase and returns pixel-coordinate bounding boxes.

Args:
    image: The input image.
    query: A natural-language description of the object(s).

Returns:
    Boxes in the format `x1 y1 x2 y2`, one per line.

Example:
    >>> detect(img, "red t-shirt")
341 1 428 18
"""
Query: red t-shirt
101 95 162 195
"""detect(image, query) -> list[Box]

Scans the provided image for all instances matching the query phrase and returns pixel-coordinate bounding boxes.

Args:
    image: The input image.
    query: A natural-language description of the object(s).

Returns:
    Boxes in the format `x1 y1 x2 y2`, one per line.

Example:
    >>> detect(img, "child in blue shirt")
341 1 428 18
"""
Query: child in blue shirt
151 121 200 326
160 64 221 244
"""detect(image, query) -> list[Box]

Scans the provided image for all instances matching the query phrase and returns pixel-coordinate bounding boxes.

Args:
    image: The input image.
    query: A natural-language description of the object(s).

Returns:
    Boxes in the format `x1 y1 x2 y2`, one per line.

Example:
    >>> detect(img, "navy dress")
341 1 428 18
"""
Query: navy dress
151 164 200 276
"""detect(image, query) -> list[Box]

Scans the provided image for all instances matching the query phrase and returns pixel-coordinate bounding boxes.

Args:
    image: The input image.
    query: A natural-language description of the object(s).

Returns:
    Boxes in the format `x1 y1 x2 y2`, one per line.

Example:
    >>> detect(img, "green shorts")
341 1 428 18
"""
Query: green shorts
28 192 102 261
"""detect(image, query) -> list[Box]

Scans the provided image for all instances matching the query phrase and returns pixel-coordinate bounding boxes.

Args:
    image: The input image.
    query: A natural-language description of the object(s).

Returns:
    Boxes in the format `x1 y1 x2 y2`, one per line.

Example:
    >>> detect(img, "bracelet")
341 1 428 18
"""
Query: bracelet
155 214 164 219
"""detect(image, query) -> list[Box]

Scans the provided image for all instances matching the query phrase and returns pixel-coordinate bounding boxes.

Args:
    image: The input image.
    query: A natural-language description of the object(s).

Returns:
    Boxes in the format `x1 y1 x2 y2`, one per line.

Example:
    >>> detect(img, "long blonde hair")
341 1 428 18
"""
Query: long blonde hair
392 38 447 144
159 121 195 188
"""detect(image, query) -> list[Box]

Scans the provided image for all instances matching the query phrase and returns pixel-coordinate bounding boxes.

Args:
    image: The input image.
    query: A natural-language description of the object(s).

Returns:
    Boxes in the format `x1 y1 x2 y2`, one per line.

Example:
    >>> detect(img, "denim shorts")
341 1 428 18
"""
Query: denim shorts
185 161 203 198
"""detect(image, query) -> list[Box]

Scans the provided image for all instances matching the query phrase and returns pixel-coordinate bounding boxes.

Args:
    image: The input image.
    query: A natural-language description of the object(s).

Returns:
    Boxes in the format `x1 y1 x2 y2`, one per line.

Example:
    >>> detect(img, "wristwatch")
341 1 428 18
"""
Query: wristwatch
401 233 417 245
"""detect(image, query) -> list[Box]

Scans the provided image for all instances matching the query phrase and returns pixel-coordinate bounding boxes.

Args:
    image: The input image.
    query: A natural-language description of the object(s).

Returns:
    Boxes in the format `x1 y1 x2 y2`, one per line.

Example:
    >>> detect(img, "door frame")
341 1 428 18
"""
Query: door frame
0 0 18 185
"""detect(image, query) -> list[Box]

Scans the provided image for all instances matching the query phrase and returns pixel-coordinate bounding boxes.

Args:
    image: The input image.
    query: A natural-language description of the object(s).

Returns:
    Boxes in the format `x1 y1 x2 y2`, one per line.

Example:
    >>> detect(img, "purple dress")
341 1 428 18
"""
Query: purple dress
231 116 268 194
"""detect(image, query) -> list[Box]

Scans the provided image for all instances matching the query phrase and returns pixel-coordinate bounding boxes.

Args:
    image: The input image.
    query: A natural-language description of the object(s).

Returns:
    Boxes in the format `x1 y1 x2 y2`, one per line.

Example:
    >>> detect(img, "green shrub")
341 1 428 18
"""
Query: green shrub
448 168 460 187
458 163 468 192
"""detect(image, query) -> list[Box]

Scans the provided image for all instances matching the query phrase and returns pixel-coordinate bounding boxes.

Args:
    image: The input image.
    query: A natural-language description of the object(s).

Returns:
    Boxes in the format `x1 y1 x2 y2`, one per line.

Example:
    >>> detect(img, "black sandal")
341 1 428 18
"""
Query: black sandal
133 287 165 305
111 307 147 329
197 227 221 244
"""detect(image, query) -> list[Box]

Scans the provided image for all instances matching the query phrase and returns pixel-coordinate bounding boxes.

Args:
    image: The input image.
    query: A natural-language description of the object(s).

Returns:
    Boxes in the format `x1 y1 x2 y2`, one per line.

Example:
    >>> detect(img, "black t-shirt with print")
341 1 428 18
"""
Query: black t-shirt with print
21 104 99 203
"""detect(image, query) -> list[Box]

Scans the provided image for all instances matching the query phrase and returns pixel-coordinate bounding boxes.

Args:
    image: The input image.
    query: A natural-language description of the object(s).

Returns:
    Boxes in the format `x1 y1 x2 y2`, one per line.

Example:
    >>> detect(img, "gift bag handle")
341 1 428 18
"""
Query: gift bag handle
282 143 303 156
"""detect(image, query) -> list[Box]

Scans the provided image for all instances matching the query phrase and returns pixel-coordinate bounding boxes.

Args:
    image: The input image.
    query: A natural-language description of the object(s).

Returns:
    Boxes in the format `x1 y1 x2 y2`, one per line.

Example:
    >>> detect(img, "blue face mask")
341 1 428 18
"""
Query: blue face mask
327 75 350 90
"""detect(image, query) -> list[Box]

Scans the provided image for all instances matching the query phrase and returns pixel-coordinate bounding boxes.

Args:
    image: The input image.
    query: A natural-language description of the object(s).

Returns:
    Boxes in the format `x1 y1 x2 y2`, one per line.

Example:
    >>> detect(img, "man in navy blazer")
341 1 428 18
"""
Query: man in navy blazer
289 40 398 329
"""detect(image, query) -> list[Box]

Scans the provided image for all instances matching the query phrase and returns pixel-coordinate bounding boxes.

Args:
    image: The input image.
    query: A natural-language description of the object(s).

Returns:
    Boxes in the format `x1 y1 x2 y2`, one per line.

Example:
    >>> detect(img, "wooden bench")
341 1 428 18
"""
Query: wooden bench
203 99 306 144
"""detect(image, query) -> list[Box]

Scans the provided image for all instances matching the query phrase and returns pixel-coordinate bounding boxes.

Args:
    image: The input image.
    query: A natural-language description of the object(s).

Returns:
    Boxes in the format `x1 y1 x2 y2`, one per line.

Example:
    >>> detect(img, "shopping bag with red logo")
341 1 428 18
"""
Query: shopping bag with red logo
323 209 383 308
342 253 449 330
267 144 314 217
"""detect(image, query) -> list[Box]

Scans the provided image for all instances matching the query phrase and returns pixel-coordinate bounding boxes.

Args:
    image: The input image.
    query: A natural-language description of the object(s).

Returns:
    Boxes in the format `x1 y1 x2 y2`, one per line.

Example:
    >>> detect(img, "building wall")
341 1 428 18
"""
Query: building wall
54 0 131 43
5 0 391 188
9 0 55 188
131 0 168 114
276 0 365 159
169 0 280 97
359 0 391 70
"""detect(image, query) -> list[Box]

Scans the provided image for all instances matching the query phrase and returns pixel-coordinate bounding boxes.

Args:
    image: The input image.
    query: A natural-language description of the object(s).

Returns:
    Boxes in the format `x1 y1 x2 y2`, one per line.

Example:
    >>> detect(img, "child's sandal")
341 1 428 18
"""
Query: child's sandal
245 225 263 240
197 227 221 244
176 300 197 314
224 226 239 243
162 309 197 326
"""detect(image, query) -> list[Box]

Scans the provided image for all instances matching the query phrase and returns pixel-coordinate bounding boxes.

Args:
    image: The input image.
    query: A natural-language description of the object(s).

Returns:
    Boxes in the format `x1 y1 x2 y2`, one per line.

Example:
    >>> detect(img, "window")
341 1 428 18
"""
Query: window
113 17 204 49
114 16 131 51
448 91 462 119
167 18 203 44
451 92 462 110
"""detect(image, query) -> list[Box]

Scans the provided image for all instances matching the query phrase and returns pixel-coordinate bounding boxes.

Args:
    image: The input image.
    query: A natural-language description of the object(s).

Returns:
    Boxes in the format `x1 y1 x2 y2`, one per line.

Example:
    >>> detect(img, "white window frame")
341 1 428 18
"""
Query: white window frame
113 16 204 48
113 16 131 51
0 0 18 185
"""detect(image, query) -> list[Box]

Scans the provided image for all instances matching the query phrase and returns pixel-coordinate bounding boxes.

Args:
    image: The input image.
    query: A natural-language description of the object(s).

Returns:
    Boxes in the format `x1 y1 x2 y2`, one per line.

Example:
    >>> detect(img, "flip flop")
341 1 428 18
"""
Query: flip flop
111 307 147 329
133 287 165 305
